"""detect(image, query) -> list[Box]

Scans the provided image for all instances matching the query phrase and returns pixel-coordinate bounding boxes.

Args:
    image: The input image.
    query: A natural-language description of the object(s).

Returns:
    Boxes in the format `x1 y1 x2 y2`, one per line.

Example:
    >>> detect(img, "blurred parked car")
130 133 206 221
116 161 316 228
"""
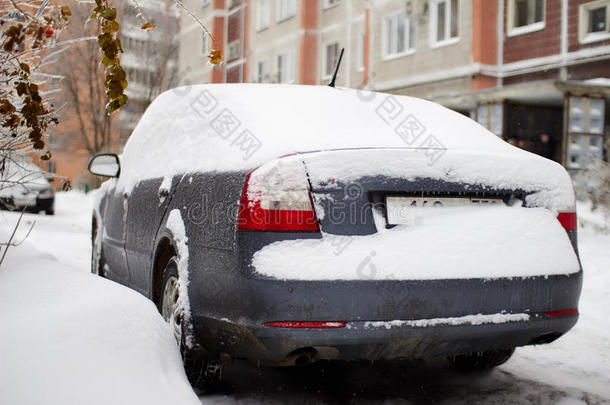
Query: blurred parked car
89 84 582 391
0 160 54 215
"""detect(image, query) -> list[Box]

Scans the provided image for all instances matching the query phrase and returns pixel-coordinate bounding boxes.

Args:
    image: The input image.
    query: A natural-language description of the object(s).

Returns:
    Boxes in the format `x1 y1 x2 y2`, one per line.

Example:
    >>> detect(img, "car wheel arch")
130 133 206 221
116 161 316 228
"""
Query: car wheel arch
152 235 177 308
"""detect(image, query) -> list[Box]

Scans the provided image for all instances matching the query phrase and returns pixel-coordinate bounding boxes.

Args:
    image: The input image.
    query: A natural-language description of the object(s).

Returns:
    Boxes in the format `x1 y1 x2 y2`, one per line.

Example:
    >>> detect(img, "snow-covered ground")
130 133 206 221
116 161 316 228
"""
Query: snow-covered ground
0 192 608 404
0 192 200 405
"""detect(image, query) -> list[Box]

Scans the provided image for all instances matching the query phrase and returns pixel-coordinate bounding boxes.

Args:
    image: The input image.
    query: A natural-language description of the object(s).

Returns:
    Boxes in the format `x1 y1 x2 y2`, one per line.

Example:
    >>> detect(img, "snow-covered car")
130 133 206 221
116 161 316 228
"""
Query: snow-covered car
89 84 582 390
0 160 54 215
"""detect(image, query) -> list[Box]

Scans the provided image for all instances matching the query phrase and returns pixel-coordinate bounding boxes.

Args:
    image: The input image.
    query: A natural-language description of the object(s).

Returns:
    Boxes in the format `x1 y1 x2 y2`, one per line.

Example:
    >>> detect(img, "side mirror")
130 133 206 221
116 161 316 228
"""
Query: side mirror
88 153 120 178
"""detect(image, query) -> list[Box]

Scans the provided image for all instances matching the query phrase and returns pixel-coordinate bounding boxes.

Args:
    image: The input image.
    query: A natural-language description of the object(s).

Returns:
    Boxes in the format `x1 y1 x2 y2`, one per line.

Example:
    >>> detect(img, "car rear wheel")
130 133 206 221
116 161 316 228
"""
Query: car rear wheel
160 258 222 392
449 348 515 371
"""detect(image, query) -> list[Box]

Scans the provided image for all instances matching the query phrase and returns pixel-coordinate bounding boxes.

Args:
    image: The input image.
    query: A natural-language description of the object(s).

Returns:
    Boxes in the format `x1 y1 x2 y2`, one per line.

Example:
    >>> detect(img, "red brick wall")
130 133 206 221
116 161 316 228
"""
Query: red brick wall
299 0 318 85
210 0 226 83
503 69 559 85
569 60 610 80
503 0 561 63
472 0 498 90
568 0 610 52
473 0 498 65
226 66 241 83
228 10 242 43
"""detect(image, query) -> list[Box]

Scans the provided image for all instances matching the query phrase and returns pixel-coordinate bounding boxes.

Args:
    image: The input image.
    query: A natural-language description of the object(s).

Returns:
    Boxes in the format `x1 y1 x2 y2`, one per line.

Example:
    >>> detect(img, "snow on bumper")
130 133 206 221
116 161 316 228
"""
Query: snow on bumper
252 205 580 281
194 310 578 364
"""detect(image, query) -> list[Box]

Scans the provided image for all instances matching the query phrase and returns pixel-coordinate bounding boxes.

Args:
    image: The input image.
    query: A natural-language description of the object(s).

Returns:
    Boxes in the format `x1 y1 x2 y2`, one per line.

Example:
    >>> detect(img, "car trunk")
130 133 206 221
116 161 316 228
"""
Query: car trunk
236 148 581 324
249 148 580 281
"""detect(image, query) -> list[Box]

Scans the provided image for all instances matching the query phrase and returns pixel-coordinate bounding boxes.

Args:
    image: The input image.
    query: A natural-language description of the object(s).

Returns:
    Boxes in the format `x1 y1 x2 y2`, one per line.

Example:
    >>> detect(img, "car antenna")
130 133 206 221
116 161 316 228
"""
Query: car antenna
328 48 345 88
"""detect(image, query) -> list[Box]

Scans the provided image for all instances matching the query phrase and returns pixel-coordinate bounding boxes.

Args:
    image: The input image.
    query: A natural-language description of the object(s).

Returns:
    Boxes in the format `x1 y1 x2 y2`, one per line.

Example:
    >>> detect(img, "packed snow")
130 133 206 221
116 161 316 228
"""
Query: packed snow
1 192 608 403
0 194 200 405
166 209 194 347
361 313 531 330
116 84 573 213
253 205 580 280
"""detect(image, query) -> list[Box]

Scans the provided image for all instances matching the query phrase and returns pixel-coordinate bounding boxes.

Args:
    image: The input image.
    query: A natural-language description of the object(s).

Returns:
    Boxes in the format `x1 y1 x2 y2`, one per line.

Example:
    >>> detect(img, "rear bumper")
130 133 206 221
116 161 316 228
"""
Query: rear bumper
194 311 578 365
0 196 54 212
188 261 583 364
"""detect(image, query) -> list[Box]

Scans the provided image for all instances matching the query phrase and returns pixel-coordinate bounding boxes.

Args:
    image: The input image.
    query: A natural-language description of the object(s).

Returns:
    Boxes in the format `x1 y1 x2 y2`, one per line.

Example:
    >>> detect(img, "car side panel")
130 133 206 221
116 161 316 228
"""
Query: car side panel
125 176 181 295
157 171 245 311
100 185 130 282
169 172 244 251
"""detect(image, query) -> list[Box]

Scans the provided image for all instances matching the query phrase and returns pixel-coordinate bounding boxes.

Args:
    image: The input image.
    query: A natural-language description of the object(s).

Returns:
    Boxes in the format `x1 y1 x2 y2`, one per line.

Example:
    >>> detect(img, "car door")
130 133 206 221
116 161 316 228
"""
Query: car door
101 185 130 283
125 176 180 295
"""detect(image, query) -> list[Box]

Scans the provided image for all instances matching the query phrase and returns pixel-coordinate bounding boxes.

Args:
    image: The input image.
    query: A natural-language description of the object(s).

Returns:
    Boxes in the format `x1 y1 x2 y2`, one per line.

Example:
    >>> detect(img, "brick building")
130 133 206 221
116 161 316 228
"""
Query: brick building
178 0 609 170
119 0 180 144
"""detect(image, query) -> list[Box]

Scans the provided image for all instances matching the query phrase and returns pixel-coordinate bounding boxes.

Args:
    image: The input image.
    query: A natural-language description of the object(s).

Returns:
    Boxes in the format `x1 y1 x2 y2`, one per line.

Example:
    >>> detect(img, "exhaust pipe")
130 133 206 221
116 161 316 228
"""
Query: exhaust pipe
284 348 317 366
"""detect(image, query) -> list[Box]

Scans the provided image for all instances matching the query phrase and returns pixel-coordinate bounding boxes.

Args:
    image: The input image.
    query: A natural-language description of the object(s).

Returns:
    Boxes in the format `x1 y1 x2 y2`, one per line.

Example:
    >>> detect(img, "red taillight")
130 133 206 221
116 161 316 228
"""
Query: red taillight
265 321 346 328
546 308 578 318
557 212 577 231
237 168 319 232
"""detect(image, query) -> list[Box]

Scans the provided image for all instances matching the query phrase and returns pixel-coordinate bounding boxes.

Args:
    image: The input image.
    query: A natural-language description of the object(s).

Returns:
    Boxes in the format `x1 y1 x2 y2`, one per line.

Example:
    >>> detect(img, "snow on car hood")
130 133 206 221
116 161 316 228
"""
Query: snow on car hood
252 205 580 281
118 84 563 196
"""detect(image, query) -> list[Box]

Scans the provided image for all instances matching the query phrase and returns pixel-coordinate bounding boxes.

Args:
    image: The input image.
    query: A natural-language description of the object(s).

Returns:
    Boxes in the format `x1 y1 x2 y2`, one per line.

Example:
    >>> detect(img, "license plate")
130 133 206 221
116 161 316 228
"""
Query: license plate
386 196 504 225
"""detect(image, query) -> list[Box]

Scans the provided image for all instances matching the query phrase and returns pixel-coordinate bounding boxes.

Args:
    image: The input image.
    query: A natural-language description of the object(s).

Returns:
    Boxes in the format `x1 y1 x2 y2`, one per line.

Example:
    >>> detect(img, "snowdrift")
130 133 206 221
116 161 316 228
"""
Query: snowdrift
0 236 199 405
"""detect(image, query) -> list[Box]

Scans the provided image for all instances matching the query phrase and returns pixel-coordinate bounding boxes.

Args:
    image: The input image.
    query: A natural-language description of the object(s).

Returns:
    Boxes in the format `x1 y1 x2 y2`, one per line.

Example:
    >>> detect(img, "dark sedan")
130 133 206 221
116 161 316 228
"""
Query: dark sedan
89 84 582 391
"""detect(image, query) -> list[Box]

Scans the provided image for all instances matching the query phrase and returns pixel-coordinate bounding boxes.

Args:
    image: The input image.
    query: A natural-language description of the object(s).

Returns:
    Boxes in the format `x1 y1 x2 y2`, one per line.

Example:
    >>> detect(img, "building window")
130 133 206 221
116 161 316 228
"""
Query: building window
476 103 504 137
257 0 270 31
46 161 57 175
227 40 241 62
256 61 268 83
202 0 211 7
579 0 610 43
277 0 296 22
201 32 209 56
507 0 545 36
277 52 295 83
323 42 340 79
358 31 366 71
431 0 459 46
324 0 340 9
567 97 606 170
383 11 415 59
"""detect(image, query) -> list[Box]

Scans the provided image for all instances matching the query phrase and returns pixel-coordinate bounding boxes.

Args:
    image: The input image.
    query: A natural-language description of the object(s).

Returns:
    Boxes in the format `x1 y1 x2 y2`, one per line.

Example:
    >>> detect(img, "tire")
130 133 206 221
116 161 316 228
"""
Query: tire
45 208 54 215
449 348 515 371
160 258 222 392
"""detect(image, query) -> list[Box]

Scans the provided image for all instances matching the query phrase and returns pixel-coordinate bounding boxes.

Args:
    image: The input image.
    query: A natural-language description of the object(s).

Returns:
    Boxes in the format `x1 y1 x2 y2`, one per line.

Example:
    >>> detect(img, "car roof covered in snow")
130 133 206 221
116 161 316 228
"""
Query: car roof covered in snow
121 85 509 175
123 83 510 165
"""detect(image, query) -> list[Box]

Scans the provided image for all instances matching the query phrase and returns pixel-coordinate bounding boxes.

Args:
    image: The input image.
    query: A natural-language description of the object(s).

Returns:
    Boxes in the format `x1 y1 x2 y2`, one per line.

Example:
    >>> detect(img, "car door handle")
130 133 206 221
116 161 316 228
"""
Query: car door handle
158 189 170 198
